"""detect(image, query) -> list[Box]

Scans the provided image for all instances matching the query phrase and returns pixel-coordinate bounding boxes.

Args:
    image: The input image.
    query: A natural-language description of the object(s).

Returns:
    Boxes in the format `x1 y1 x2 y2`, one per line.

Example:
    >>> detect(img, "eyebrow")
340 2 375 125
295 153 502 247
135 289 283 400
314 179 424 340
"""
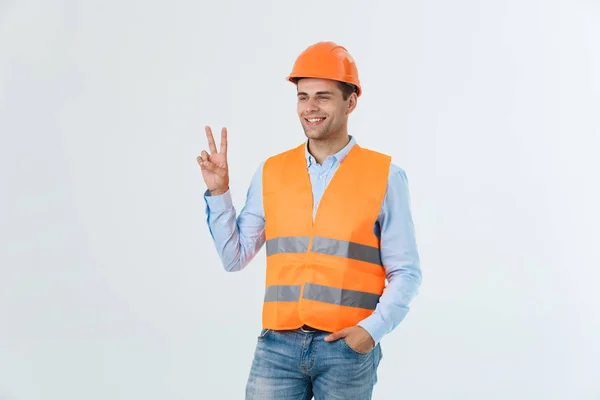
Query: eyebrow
297 91 335 96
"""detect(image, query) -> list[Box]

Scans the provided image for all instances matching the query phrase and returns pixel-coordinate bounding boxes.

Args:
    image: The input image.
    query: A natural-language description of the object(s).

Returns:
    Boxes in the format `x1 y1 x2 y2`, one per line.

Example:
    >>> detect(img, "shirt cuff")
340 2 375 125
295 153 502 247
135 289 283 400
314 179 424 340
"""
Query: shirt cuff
358 314 391 346
203 188 233 213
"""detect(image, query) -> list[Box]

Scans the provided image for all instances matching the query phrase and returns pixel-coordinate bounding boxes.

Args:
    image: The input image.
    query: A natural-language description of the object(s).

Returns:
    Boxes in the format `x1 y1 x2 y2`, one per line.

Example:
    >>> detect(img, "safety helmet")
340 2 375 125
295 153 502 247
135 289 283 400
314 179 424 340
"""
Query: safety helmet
286 41 362 97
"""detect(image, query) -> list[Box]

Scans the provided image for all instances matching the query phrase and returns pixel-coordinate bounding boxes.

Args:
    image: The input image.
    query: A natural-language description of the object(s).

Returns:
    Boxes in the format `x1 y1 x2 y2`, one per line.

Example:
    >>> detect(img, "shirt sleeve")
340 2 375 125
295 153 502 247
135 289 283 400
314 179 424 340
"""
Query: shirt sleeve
358 164 422 344
204 161 266 272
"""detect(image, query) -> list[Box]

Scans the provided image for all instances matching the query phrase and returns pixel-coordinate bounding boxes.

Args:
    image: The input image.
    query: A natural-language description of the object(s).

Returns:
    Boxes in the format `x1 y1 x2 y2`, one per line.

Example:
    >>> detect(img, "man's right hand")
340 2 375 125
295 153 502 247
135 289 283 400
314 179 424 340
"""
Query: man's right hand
197 126 229 195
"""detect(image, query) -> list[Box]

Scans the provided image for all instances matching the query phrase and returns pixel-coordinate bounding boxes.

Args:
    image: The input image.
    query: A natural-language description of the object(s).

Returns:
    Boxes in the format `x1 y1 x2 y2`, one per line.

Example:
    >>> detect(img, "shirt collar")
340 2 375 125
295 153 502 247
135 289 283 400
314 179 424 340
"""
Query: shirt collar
305 135 356 167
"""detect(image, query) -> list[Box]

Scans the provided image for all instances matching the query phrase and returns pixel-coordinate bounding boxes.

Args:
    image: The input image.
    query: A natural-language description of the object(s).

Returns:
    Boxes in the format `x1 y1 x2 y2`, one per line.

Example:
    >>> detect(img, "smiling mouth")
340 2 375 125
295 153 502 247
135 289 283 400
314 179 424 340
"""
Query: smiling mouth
305 117 326 125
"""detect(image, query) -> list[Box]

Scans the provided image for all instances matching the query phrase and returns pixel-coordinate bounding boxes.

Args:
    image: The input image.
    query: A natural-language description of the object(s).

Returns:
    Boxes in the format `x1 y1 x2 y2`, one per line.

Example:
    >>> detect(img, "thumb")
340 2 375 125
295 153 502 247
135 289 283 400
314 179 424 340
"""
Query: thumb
324 328 348 342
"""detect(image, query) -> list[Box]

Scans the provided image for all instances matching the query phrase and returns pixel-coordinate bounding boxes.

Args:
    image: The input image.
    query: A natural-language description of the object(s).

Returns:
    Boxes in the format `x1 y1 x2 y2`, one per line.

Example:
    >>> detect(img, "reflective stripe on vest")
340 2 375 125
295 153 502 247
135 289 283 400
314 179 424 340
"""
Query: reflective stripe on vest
266 236 382 266
263 285 301 302
265 236 310 255
264 283 380 310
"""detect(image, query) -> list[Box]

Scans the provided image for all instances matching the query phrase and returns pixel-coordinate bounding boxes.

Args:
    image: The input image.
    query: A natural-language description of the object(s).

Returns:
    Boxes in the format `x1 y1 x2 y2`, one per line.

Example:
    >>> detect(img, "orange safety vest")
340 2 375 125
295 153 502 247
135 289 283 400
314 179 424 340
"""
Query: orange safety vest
261 142 391 332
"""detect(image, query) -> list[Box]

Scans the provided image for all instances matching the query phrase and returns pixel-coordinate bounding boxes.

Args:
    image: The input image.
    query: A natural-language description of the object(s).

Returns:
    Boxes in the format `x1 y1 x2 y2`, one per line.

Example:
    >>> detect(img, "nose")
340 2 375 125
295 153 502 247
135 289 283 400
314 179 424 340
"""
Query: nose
303 98 319 114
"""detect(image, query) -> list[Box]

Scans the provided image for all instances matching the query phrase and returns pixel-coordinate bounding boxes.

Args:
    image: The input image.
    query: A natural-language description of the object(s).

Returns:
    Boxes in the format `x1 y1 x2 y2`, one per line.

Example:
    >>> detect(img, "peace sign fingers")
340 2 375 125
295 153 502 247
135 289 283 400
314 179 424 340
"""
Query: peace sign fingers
205 126 228 155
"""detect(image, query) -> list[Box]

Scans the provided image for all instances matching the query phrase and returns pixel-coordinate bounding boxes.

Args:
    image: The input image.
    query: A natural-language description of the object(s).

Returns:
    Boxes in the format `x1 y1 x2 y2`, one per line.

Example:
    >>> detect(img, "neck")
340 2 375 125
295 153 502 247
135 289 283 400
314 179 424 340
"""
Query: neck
307 132 350 165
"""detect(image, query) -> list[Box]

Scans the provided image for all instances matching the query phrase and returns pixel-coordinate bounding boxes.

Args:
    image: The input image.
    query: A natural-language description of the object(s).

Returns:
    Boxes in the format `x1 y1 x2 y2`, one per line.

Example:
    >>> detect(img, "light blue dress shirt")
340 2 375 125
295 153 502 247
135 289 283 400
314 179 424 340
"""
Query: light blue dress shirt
203 135 422 345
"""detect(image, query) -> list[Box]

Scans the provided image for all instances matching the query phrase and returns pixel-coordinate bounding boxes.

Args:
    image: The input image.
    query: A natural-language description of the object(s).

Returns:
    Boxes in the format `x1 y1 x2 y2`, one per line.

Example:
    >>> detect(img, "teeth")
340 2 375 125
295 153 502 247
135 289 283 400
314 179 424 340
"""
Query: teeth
308 118 324 122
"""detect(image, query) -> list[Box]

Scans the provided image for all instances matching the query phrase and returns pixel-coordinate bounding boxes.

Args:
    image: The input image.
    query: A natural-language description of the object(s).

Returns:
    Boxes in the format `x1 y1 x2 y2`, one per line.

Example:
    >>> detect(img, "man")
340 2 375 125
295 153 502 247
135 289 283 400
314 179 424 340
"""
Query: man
197 41 422 399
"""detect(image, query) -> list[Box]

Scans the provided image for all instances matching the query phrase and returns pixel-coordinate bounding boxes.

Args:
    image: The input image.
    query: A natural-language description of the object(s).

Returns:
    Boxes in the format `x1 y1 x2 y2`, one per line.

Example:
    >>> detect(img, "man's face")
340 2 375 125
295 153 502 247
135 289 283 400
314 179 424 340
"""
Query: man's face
296 78 355 140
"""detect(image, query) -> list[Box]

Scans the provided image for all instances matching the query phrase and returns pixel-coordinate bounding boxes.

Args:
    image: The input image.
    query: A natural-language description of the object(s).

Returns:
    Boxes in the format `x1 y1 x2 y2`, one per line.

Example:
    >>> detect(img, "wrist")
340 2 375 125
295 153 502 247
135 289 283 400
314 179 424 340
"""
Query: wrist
209 187 228 196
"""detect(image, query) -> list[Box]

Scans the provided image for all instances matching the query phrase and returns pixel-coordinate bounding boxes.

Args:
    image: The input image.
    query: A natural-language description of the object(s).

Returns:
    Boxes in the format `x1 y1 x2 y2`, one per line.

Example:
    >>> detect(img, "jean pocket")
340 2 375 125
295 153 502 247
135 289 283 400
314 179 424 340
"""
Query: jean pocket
341 337 372 356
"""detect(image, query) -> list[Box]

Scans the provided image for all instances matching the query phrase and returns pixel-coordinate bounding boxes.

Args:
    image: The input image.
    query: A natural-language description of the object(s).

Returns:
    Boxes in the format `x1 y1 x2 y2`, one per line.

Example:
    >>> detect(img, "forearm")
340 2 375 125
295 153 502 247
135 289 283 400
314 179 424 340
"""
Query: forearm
204 188 265 272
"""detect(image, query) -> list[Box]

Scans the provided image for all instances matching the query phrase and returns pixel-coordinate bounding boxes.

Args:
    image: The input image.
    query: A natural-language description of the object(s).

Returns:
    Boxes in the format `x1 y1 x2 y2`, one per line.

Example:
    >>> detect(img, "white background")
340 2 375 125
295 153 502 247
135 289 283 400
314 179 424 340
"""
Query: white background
1 0 599 399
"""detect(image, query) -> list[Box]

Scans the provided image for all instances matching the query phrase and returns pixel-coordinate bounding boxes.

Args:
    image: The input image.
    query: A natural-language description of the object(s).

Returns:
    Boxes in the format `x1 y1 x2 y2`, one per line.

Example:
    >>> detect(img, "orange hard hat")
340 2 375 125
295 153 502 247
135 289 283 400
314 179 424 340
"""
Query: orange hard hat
286 41 362 97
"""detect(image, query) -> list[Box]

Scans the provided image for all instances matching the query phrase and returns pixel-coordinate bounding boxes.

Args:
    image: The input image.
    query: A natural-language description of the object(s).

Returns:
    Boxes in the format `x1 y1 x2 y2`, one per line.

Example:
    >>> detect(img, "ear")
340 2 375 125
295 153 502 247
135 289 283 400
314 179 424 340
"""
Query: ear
346 92 358 115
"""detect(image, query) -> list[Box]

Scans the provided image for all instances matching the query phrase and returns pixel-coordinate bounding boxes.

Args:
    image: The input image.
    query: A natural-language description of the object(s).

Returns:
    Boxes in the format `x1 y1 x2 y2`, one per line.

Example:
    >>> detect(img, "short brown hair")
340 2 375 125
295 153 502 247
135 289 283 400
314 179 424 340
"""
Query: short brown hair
293 77 357 100
337 81 357 100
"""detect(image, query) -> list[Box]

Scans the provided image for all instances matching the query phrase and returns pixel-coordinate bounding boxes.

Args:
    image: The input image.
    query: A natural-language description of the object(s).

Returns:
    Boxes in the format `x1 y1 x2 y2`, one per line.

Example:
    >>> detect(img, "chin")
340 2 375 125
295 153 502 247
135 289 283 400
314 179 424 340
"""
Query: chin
303 130 327 140
302 124 328 138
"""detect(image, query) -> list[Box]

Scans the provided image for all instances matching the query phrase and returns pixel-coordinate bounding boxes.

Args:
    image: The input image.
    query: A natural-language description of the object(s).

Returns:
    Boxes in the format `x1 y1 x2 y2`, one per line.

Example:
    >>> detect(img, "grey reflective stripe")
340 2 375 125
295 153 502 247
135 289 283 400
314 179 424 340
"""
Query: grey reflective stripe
311 236 382 266
266 235 382 266
264 285 302 302
266 236 310 256
302 283 380 310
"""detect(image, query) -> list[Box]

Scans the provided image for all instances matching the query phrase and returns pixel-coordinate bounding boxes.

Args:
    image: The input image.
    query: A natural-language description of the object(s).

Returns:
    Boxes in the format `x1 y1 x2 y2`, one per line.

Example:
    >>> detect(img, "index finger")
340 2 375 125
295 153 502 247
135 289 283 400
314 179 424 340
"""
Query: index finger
205 126 218 154
220 127 228 155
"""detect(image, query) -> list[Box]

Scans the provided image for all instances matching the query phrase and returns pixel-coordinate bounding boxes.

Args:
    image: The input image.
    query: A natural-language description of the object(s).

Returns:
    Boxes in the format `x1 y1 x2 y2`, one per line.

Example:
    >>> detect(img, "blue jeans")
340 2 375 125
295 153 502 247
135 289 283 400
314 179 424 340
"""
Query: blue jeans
245 328 383 399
